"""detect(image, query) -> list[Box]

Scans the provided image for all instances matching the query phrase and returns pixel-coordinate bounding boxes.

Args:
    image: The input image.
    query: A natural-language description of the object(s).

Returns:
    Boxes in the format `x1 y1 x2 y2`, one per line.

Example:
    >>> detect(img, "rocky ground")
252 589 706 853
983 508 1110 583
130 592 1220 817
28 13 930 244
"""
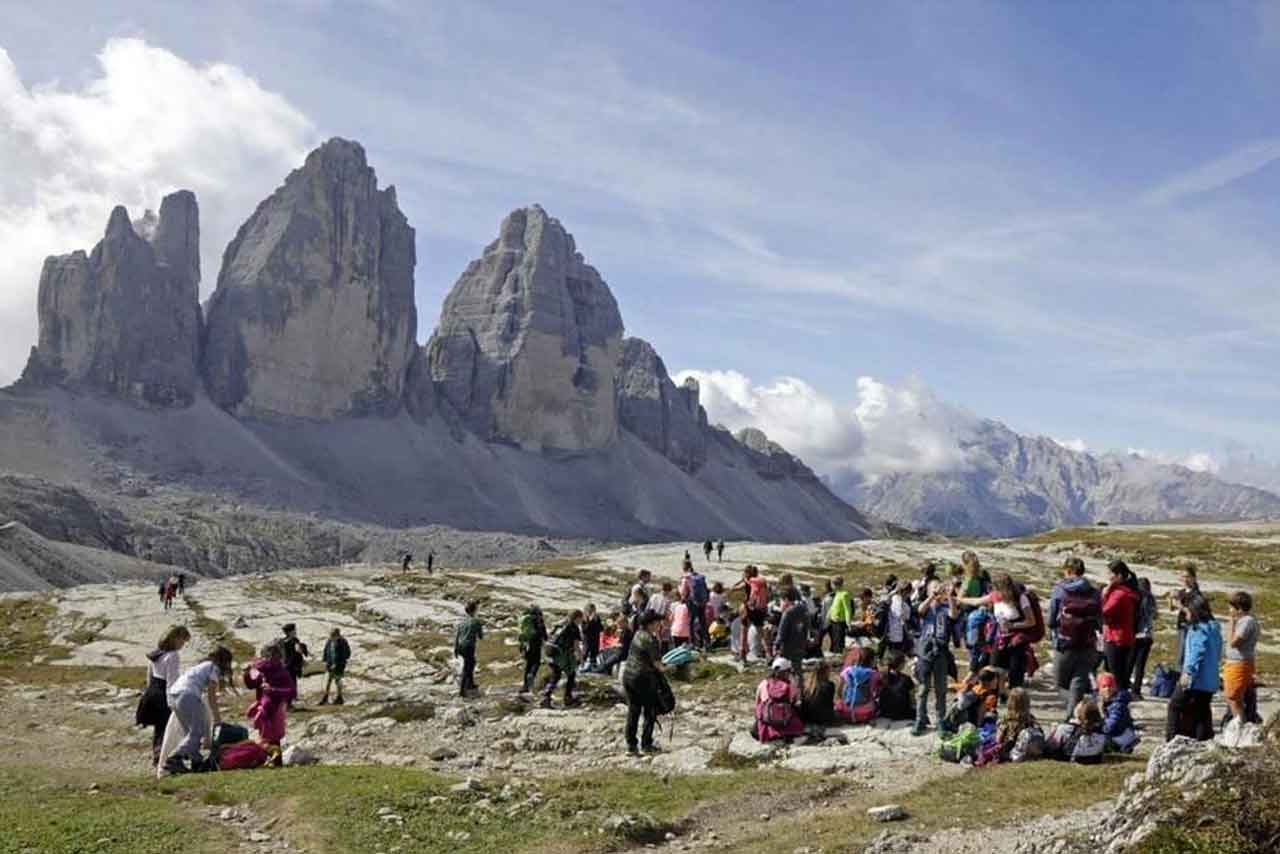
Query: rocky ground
3 524 1279 853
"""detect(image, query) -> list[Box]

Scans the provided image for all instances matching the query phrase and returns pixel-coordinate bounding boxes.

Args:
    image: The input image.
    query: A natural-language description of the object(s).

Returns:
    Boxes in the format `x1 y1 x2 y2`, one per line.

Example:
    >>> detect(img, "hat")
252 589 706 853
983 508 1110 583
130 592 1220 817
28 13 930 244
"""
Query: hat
770 657 792 672
1096 672 1117 692
282 623 297 633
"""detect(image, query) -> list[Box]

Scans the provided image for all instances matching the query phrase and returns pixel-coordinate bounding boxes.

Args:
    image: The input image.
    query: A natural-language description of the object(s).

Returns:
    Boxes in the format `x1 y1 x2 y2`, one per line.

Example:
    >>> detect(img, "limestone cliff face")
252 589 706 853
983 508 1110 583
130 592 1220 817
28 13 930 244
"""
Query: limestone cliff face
427 206 623 451
21 192 201 406
202 138 417 420
616 337 707 472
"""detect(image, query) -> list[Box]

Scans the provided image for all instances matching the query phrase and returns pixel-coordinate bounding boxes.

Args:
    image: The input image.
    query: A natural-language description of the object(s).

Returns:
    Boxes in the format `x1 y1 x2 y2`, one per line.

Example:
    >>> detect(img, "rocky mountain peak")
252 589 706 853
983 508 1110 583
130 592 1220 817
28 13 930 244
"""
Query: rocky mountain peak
428 205 624 451
202 138 417 420
20 192 202 406
616 337 707 472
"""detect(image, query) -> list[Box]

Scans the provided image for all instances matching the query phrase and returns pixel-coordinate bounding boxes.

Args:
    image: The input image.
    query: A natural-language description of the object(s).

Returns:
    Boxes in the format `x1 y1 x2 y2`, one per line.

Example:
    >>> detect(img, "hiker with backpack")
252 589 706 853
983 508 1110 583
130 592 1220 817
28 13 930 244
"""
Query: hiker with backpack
581 604 603 672
912 580 958 736
319 627 350 705
1101 560 1141 693
963 601 995 675
280 624 309 709
1166 594 1222 742
826 576 853 654
703 540 714 561
836 645 880 724
716 539 725 562
1130 577 1157 699
1048 557 1102 717
541 610 584 709
732 565 770 664
625 569 653 618
1045 700 1106 764
774 587 810 675
454 601 484 698
754 658 805 742
959 573 1041 690
623 610 667 755
164 646 234 774
136 625 191 765
680 562 711 649
518 605 548 692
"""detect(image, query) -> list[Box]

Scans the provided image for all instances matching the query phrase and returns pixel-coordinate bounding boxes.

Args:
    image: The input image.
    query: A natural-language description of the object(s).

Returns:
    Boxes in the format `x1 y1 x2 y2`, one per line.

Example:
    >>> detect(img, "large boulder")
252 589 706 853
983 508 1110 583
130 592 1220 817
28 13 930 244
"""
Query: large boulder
202 138 417 420
427 206 623 451
21 192 201 406
616 337 707 472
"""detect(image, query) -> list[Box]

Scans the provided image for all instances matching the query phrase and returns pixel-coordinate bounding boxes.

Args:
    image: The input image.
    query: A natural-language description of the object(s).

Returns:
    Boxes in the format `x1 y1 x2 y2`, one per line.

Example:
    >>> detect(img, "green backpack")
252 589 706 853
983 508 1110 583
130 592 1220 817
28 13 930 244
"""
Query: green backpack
937 723 980 763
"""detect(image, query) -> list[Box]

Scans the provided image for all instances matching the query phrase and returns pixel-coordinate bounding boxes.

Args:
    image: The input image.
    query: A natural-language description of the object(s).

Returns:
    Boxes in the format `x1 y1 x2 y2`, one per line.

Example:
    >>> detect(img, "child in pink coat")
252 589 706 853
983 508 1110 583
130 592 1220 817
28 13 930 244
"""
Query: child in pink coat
244 642 297 748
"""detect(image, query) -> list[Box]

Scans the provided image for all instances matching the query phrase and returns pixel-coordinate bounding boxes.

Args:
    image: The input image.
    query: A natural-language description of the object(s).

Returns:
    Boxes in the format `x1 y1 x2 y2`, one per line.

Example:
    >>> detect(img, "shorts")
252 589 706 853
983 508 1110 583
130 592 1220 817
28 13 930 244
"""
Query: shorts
1223 660 1254 703
747 607 768 627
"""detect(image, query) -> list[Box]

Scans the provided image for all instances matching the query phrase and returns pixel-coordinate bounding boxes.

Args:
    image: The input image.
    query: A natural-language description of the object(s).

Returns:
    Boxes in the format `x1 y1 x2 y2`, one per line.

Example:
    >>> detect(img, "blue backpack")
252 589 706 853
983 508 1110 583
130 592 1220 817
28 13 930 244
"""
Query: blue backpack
965 609 991 648
663 646 696 668
1150 664 1178 698
689 573 710 607
842 665 875 708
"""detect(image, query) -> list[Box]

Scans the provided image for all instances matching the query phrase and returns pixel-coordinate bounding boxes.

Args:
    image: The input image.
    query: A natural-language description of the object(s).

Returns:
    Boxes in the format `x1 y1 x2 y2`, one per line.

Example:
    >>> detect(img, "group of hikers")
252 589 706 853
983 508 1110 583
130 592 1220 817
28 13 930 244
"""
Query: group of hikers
134 544 1261 773
136 622 351 775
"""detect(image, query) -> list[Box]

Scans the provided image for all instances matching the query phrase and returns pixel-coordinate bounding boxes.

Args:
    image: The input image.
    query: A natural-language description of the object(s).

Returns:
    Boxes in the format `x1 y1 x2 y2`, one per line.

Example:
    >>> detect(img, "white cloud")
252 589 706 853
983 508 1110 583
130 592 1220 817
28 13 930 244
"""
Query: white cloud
1052 437 1089 453
675 369 977 483
1125 447 1221 474
1141 138 1280 206
0 38 315 384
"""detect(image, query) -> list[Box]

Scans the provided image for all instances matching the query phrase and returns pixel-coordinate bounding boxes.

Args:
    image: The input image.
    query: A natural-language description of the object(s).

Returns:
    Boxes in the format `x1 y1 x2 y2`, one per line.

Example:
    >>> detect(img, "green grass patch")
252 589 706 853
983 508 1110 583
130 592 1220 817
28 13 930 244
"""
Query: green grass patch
183 595 255 662
0 768 240 854
1021 527 1280 581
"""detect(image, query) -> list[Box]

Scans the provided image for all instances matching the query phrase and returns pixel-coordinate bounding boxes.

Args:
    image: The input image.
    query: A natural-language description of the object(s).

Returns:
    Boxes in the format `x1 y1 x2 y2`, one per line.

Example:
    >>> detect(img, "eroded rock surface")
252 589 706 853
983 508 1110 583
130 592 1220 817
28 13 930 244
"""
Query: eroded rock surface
616 337 707 472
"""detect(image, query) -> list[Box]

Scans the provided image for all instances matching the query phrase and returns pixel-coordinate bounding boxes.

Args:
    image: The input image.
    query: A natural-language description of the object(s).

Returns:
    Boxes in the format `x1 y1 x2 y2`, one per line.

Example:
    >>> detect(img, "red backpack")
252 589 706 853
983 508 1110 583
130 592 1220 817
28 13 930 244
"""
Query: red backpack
761 678 795 729
1022 588 1046 644
1057 587 1100 649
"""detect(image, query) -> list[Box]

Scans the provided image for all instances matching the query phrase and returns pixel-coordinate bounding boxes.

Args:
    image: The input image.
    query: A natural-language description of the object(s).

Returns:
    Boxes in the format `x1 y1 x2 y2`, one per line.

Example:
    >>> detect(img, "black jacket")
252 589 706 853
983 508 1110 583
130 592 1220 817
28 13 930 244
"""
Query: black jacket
776 603 810 660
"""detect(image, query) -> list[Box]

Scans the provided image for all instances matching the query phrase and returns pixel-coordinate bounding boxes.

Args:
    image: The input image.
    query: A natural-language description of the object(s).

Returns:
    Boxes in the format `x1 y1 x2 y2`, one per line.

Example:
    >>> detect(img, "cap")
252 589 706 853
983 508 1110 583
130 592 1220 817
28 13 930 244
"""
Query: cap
771 657 792 672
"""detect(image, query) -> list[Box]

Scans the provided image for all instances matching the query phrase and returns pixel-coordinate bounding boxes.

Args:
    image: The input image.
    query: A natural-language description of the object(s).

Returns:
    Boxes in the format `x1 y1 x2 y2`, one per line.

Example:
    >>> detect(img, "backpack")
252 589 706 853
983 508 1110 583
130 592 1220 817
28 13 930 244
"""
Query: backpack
871 600 890 637
655 672 676 716
965 609 990 649
938 724 980 763
1057 587 1100 648
1022 588 1046 643
662 646 696 668
544 623 569 659
841 665 875 709
689 573 710 607
1150 665 1178 699
217 740 270 771
1010 726 1045 762
761 679 796 729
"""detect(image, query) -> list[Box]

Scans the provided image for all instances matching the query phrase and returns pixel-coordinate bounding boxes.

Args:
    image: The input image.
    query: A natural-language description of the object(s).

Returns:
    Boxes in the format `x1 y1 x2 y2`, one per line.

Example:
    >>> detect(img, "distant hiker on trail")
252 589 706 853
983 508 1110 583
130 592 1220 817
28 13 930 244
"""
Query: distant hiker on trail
159 577 177 611
455 601 484 698
716 539 725 562
245 642 295 749
681 552 694 574
1048 557 1101 717
164 646 234 774
519 605 548 693
280 624 309 709
136 625 190 765
703 540 713 561
402 553 413 572
427 552 435 574
320 628 351 705
541 610 583 709
176 573 186 595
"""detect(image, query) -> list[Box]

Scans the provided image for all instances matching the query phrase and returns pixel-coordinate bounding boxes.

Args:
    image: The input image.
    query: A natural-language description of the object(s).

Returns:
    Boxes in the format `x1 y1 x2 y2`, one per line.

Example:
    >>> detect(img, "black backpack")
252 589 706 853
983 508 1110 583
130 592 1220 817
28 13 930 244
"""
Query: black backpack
1057 587 1100 649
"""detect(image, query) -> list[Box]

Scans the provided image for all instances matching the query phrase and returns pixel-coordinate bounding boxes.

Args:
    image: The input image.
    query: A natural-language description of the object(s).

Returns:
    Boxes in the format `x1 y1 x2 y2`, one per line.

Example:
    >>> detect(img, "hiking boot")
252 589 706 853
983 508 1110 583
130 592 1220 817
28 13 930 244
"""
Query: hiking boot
539 697 553 709
626 745 641 757
642 744 662 755
911 723 929 737
334 696 344 705
563 697 581 708
318 696 330 706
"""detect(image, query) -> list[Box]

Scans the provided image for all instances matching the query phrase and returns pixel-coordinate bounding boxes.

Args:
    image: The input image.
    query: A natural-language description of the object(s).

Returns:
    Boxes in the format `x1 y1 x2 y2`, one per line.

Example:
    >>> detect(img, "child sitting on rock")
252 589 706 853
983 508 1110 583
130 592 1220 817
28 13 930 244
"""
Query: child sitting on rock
1097 672 1139 753
754 658 805 743
800 659 838 727
877 650 916 721
944 667 1000 733
992 687 1042 763
1046 700 1107 764
836 645 880 724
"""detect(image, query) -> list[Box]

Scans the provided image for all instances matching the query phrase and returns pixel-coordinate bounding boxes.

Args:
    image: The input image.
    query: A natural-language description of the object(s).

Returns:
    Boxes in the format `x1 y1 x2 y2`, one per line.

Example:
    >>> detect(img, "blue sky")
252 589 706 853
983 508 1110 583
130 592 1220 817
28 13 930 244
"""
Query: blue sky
3 1 1280 487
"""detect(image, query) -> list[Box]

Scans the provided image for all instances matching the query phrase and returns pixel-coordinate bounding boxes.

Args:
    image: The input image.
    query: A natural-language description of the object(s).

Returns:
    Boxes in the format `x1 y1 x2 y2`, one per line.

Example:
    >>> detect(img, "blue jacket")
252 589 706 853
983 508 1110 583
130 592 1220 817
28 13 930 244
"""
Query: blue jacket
1101 690 1134 736
1048 577 1101 652
1182 619 1223 693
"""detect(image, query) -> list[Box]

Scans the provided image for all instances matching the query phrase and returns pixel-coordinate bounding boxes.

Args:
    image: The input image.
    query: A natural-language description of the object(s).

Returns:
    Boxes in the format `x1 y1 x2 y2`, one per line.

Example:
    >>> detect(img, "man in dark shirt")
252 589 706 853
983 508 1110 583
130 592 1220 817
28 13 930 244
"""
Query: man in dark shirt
623 610 666 755
540 610 583 709
280 623 309 709
774 588 809 675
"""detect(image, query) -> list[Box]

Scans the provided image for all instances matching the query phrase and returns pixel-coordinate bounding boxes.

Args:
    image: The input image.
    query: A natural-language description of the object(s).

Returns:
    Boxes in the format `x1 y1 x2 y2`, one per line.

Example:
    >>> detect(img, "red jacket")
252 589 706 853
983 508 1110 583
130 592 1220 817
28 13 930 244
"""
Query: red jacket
1101 583 1139 646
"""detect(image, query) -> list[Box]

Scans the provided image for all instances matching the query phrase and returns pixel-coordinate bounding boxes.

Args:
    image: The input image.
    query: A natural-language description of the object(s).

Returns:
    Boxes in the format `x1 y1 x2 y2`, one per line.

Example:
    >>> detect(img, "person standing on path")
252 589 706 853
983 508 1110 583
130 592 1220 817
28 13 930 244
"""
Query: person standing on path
402 553 413 573
1101 560 1140 693
165 646 233 772
716 540 725 562
826 576 853 654
912 580 958 736
774 588 809 675
1168 566 1200 666
455 601 484 698
623 610 666 756
1130 578 1157 699
680 562 711 649
541 610 584 708
1048 557 1101 717
1224 591 1258 726
136 625 191 765
426 552 435 574
176 573 186 595
703 540 713 562
1166 595 1222 742
518 605 548 693
319 628 351 705
280 624 310 709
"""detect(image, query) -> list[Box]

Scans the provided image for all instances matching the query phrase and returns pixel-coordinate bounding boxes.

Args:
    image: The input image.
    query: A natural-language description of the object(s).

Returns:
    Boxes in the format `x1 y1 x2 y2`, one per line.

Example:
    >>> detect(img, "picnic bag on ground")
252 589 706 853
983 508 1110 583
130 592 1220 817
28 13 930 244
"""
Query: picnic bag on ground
217 740 271 771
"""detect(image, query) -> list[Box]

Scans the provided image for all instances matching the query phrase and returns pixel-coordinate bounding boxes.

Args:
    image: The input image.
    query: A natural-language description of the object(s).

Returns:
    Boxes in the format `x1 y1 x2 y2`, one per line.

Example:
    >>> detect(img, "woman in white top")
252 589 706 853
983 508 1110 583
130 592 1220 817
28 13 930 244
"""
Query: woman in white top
166 646 234 770
135 625 190 764
884 580 914 655
959 573 1037 689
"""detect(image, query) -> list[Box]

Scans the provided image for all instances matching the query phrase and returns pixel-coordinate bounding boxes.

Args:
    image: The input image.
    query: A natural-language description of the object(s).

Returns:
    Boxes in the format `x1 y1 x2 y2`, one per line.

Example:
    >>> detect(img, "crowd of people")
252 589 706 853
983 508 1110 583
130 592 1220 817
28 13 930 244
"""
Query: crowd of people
134 544 1262 775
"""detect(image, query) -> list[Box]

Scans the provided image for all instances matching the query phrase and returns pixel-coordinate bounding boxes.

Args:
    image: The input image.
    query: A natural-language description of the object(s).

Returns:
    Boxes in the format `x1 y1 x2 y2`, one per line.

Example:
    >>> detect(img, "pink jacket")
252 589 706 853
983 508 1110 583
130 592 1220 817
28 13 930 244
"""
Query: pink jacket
670 602 692 640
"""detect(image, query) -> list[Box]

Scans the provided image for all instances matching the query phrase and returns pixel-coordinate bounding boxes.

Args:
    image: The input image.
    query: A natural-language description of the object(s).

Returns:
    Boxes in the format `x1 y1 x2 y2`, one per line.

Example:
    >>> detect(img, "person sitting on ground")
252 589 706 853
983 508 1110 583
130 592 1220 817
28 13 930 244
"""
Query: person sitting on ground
669 592 692 650
848 587 877 640
992 687 1039 763
581 603 603 672
836 645 880 724
136 625 191 766
541 610 584 709
877 650 916 721
754 658 805 743
800 659 838 727
1096 672 1138 753
827 576 853 653
1046 700 1106 764
708 605 732 650
1223 591 1259 727
454 601 484 698
319 628 350 705
165 646 234 773
1167 594 1223 742
623 610 666 756
944 667 1000 733
279 624 309 709
245 642 296 750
